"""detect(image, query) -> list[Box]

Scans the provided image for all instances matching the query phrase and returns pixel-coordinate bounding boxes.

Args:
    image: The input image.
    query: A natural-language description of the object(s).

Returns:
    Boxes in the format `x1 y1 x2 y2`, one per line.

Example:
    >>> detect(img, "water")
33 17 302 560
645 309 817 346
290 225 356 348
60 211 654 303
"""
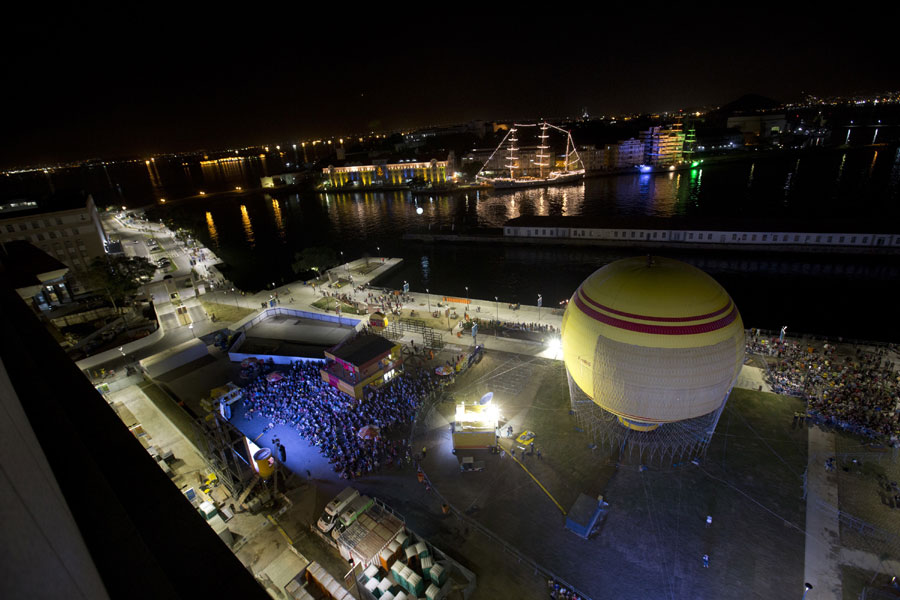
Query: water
5 146 899 340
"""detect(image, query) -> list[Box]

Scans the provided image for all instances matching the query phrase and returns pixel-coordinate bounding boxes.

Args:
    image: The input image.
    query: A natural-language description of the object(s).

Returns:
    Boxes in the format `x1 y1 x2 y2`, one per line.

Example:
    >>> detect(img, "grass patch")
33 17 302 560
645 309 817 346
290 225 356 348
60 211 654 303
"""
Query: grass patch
199 301 255 323
311 296 367 315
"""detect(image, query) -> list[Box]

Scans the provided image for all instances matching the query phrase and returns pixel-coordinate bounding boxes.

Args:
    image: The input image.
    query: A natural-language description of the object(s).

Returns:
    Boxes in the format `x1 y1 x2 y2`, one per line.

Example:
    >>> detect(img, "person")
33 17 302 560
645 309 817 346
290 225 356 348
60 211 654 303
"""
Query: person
306 469 312 479
279 444 287 462
507 425 513 438
422 446 427 458
706 515 712 528
537 448 542 460
702 554 709 568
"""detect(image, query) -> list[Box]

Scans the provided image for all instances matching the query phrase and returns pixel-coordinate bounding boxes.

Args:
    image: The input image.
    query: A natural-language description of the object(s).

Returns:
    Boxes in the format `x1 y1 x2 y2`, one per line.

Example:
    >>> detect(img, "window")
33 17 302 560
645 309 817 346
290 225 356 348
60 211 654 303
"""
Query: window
815 236 821 243
805 236 810 242
839 236 844 243
851 236 856 243
742 234 748 241
827 236 832 243
614 231 619 238
652 232 657 239
862 237 868 244
707 234 712 240
80 214 86 221
71 228 79 235
31 221 40 229
640 232 644 238
751 234 756 241
794 235 800 242
43 219 51 227
688 233 694 240
661 232 667 238
48 231 56 239
5 225 12 233
61 229 68 237
19 223 27 231
762 235 767 241
55 218 63 225
36 233 45 241
630 231 636 238
732 234 737 241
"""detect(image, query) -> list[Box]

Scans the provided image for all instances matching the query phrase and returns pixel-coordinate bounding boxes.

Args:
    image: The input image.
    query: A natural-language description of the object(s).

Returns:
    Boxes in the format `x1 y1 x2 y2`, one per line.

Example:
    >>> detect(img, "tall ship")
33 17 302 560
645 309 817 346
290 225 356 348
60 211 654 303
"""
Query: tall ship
476 122 585 189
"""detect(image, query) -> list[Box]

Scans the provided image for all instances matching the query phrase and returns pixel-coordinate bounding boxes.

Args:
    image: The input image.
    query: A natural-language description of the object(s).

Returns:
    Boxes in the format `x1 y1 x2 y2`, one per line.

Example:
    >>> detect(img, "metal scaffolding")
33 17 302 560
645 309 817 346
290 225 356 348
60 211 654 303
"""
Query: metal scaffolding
567 371 729 463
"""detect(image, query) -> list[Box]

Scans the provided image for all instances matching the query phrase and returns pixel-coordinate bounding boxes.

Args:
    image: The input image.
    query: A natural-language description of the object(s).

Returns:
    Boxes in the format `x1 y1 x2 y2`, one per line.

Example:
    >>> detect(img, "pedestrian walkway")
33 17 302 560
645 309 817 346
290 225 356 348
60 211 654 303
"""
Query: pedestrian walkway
805 427 842 600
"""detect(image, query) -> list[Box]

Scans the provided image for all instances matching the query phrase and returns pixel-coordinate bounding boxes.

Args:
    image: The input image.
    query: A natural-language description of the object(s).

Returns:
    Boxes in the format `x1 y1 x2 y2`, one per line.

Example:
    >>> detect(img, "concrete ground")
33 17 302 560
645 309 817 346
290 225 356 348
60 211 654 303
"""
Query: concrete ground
414 350 810 600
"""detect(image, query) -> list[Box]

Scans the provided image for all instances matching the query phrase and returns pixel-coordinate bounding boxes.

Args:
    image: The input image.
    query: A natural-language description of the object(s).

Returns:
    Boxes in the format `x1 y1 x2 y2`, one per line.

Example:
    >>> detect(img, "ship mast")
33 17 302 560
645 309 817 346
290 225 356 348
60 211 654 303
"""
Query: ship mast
535 121 550 179
505 127 519 179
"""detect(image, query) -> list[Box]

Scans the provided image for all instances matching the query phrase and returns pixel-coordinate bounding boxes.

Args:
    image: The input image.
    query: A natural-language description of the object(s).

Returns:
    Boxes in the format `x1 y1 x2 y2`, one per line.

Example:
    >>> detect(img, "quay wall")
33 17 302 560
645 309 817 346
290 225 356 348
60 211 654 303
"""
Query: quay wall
403 232 900 256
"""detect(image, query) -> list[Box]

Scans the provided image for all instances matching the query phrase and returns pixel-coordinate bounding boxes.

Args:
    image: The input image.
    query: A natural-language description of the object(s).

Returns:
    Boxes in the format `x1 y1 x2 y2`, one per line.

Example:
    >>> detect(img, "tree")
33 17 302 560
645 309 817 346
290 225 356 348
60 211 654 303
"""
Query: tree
82 255 157 323
292 247 338 276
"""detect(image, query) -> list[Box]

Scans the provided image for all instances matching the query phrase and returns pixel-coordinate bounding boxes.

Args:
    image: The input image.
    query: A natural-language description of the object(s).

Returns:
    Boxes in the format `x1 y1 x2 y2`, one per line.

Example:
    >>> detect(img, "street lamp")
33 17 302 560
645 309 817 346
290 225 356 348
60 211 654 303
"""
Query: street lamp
426 288 430 313
802 583 813 600
465 286 469 311
538 293 542 322
231 287 236 307
495 296 499 337
189 323 195 338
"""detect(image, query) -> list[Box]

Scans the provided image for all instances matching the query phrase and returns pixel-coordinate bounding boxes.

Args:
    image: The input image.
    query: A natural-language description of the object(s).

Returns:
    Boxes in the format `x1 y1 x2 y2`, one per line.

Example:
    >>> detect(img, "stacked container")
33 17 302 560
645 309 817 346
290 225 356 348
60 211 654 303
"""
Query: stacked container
425 583 441 600
406 572 424 597
420 556 434 579
429 563 447 586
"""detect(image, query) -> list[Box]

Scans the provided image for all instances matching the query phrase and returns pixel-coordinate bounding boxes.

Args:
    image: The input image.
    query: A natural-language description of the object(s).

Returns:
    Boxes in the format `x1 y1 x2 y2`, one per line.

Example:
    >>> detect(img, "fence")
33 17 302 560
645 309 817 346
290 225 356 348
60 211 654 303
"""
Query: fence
233 306 364 333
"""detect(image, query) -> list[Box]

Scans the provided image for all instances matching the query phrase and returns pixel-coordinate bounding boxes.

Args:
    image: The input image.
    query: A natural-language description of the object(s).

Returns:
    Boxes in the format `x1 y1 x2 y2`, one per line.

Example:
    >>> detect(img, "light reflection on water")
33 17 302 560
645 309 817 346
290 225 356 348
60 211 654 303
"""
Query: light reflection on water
240 204 255 247
205 211 218 248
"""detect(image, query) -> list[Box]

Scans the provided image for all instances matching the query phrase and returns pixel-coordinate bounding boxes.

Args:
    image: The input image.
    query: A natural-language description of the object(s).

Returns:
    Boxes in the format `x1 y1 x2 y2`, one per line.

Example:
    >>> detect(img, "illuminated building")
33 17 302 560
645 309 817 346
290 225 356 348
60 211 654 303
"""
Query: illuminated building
639 125 685 166
322 158 450 188
320 335 403 399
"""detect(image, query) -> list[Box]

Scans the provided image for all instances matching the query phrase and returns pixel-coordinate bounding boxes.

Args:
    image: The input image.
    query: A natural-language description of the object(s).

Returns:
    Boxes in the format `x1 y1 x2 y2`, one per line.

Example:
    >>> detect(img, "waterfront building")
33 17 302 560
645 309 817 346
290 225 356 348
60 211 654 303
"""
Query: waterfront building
260 171 307 188
320 335 403 400
726 113 786 145
0 191 108 294
321 157 450 189
639 125 685 166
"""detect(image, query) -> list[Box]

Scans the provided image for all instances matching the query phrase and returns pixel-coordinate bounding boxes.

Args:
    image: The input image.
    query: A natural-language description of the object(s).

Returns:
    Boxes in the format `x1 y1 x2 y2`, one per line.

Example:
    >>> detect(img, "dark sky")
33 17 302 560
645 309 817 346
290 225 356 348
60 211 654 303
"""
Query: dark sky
2 11 896 168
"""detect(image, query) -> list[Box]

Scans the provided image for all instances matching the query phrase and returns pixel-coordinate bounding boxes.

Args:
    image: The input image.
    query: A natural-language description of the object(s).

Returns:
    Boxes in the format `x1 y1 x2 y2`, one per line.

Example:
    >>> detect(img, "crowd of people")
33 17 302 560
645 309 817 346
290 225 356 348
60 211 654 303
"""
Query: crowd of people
547 579 584 600
241 359 439 479
748 335 900 440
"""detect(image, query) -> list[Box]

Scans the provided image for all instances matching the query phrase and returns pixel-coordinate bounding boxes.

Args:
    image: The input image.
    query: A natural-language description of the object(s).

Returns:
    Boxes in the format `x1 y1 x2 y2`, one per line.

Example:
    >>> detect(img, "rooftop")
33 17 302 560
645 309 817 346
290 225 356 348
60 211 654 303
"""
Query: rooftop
326 335 396 367
0 189 92 219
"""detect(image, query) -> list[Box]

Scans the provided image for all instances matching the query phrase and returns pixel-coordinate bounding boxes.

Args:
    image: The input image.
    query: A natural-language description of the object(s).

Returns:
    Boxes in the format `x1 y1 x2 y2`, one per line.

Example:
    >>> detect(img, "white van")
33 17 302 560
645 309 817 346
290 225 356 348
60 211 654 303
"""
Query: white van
317 487 360 533
330 495 375 540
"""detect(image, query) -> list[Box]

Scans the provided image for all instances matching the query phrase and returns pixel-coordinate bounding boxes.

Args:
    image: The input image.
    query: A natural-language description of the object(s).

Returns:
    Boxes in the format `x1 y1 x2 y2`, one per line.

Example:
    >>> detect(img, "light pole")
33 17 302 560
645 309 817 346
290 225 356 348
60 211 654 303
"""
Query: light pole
189 323 195 338
495 296 499 337
426 288 430 314
538 293 542 322
465 286 469 313
801 583 813 600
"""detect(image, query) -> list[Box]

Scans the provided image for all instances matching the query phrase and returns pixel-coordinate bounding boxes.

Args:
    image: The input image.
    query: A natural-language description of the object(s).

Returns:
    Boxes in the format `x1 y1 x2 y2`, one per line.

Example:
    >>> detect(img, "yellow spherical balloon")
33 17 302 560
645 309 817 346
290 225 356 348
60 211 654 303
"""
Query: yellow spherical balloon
561 256 745 428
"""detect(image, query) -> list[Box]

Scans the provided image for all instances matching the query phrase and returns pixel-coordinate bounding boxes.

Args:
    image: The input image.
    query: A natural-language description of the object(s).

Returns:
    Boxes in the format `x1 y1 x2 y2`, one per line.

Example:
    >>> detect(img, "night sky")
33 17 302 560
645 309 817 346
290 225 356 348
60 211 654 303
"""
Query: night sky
2 12 895 168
